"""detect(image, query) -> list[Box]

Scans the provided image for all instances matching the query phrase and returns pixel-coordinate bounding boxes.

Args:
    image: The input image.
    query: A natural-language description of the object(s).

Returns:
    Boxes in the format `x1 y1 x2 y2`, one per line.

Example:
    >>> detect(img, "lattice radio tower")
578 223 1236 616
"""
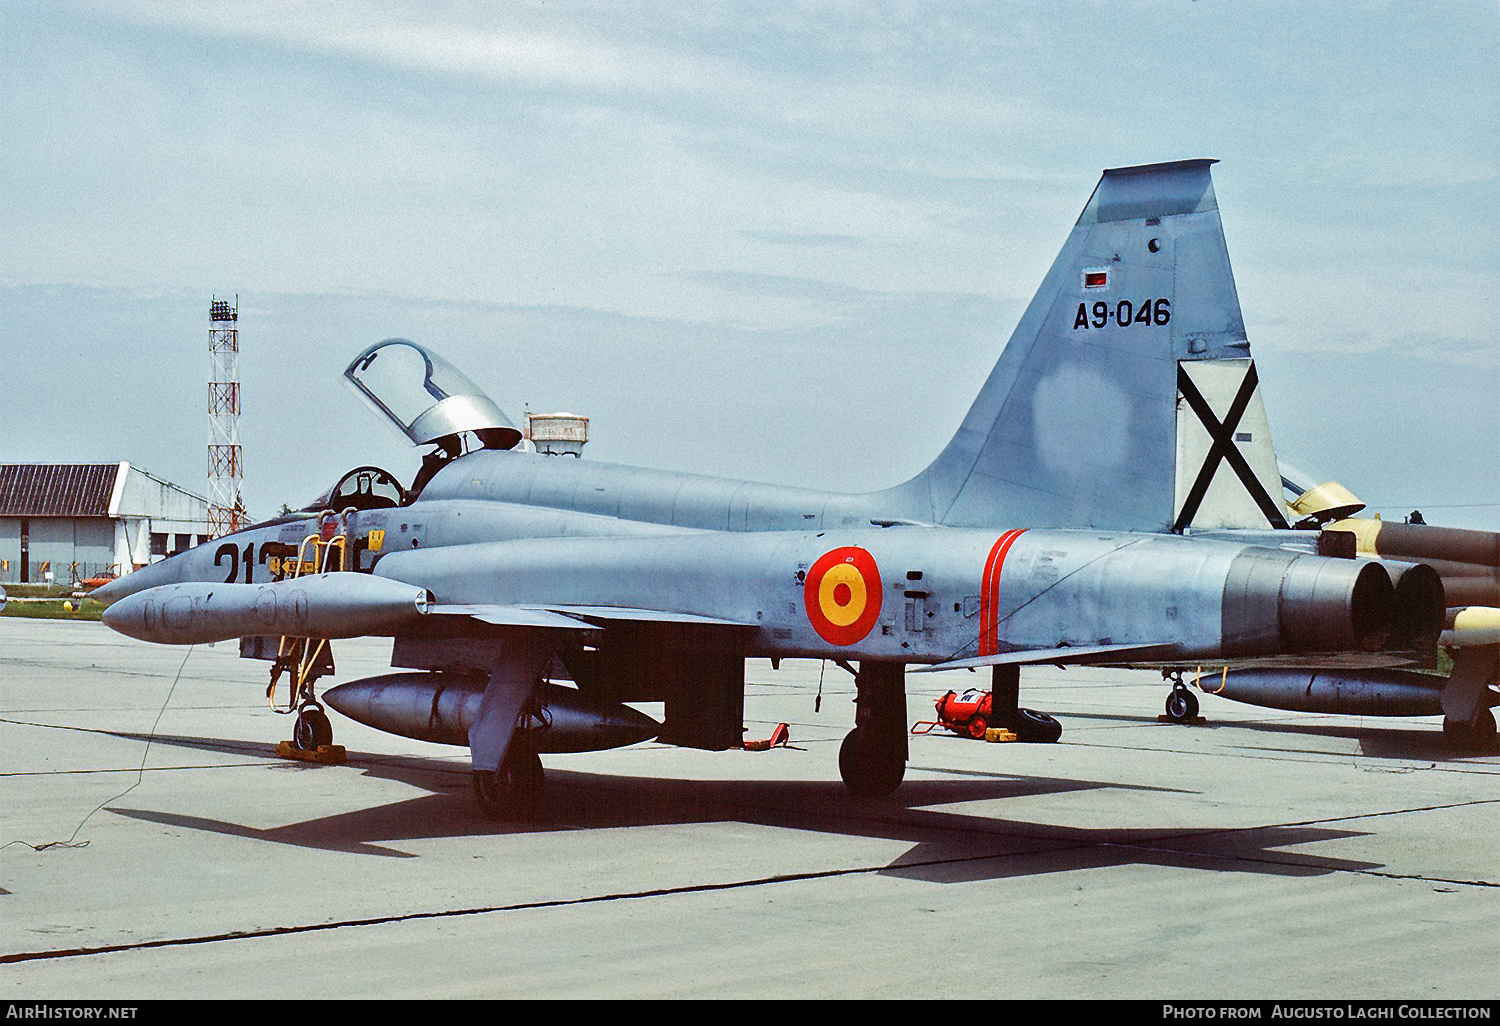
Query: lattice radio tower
207 296 247 537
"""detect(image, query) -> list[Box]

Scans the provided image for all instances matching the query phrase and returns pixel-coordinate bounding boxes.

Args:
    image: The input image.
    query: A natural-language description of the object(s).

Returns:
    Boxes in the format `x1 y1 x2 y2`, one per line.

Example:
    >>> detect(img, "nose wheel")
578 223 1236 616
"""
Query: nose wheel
275 700 345 765
1162 669 1202 723
1164 686 1200 723
289 702 331 750
292 702 334 751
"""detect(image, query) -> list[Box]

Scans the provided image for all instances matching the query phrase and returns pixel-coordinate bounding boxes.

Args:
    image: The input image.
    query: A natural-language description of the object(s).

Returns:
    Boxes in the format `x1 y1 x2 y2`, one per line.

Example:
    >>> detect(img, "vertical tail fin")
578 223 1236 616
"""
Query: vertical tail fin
893 159 1288 532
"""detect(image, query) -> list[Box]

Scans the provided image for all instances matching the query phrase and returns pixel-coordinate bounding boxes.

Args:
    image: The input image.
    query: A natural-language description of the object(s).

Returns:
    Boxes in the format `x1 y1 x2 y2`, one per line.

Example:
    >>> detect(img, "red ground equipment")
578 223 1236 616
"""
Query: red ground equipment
931 689 995 739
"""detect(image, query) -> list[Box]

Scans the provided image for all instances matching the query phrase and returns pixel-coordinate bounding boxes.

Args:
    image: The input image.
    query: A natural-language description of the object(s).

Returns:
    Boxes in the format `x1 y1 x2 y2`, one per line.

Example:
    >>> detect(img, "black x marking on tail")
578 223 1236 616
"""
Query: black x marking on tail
1173 362 1289 533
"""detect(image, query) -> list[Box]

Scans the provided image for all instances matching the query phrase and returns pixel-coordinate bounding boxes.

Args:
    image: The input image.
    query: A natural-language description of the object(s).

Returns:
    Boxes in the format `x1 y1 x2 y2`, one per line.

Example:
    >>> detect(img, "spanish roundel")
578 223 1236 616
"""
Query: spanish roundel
804 546 882 646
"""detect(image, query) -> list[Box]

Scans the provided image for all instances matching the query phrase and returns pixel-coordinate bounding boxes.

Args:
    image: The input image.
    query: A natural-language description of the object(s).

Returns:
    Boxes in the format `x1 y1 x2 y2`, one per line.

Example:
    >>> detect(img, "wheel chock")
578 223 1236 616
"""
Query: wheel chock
274 741 347 765
983 727 1018 743
742 723 790 751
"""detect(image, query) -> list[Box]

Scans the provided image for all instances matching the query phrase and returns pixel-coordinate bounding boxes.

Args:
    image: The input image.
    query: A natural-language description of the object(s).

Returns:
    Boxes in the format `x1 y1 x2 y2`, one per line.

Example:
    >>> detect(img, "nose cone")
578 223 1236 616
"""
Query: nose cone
100 590 156 641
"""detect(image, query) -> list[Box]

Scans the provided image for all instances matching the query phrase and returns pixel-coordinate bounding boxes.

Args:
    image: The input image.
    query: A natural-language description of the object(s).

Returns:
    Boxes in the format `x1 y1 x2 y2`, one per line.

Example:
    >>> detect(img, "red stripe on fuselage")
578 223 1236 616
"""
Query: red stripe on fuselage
979 529 1027 656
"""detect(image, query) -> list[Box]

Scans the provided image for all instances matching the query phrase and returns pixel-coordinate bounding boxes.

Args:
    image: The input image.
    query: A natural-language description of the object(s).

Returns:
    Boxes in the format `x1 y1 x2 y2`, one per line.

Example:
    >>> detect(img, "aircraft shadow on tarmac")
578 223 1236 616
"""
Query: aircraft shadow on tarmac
101 728 1383 881
1046 707 1461 761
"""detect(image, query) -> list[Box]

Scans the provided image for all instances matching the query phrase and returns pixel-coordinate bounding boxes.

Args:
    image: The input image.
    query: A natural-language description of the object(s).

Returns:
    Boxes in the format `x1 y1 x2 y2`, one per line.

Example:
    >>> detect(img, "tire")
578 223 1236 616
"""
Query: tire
1444 708 1498 755
967 717 988 740
1164 688 1199 723
473 744 544 821
293 705 333 750
839 728 905 797
1014 708 1062 743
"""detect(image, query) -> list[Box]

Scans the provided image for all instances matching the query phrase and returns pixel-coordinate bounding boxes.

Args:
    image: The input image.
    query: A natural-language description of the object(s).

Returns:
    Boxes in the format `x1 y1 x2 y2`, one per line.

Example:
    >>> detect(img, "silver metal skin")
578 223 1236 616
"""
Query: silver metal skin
101 574 431 646
88 160 1478 817
365 527 1391 667
323 674 661 753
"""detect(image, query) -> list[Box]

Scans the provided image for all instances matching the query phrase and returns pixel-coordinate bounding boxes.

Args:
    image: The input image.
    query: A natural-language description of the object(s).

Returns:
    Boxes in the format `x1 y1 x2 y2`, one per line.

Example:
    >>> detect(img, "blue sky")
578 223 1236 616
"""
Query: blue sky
2 1 1496 528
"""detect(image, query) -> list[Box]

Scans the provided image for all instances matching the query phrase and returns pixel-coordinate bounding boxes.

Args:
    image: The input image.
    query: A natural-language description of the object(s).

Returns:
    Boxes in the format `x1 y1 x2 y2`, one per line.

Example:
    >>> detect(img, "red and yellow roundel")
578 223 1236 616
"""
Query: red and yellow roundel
804 546 882 646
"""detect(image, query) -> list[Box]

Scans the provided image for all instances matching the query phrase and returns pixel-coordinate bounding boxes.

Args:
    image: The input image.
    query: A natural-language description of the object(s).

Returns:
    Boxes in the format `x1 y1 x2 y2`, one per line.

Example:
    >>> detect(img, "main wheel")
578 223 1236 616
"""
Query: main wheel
1015 708 1063 743
1443 708 1498 754
839 727 905 797
1165 688 1199 723
293 704 334 750
473 744 544 822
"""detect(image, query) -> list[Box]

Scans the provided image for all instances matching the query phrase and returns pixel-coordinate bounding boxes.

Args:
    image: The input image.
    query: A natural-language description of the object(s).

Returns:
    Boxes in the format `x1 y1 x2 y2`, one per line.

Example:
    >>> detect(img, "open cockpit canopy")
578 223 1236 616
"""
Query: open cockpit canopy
344 339 522 450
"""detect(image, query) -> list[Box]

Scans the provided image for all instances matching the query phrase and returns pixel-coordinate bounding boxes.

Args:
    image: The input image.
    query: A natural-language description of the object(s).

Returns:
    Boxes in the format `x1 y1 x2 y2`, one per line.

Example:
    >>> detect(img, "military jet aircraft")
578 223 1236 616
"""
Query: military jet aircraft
92 159 1491 821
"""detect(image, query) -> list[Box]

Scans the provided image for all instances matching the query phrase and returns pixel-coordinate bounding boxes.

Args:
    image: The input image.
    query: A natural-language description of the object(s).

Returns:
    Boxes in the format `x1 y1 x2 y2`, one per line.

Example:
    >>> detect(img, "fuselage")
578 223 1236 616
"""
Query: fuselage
95 447 1391 668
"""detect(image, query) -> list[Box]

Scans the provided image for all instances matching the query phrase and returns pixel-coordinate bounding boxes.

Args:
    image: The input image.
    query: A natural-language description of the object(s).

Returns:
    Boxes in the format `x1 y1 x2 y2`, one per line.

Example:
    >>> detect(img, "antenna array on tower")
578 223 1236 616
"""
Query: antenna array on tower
207 296 246 537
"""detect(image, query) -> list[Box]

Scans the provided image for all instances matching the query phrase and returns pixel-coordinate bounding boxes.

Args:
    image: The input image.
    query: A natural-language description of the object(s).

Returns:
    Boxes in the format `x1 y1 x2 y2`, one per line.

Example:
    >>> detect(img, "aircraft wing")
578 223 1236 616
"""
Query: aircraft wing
429 603 758 630
912 642 1182 672
540 605 759 628
426 604 591 629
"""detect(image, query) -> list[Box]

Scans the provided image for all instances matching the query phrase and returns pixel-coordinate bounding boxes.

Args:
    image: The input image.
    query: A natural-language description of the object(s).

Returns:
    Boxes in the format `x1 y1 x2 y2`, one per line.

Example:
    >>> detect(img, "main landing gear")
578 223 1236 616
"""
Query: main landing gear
839 662 908 797
1443 707 1498 754
473 740 544 822
1440 645 1500 755
838 663 1064 799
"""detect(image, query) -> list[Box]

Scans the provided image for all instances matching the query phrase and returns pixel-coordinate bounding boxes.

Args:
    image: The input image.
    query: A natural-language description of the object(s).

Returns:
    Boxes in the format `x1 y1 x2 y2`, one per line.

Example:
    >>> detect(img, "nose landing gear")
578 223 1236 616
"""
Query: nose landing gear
1162 669 1203 723
293 702 334 751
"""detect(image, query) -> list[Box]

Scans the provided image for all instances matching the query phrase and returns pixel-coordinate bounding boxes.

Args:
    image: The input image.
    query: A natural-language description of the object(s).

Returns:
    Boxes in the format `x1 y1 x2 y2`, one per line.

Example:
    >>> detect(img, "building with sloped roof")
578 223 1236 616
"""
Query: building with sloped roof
0 463 208 585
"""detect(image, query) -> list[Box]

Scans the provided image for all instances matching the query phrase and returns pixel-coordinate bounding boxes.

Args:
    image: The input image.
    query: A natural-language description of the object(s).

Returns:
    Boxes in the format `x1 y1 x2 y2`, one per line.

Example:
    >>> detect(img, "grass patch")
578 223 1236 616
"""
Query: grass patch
1 598 105 621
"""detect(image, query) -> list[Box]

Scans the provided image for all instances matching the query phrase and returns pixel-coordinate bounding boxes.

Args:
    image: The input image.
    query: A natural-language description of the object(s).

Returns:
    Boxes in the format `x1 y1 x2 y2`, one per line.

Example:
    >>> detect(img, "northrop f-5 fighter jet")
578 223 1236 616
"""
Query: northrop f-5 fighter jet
91 160 1497 820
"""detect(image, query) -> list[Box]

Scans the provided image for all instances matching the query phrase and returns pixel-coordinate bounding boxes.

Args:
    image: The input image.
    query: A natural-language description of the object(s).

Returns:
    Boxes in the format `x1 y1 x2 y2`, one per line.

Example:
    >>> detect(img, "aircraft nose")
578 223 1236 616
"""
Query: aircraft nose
89 576 130 607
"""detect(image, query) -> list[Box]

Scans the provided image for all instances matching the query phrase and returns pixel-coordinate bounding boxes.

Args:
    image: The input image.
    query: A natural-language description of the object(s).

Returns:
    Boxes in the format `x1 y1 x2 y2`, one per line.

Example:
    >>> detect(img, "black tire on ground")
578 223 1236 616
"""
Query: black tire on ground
293 705 334 750
839 727 905 797
1015 708 1063 743
1443 707 1498 754
1164 688 1200 723
473 744 545 821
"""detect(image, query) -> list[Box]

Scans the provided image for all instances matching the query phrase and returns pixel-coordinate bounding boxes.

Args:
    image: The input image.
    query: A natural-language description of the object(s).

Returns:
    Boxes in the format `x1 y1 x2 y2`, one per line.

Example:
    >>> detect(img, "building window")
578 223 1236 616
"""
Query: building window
150 533 167 557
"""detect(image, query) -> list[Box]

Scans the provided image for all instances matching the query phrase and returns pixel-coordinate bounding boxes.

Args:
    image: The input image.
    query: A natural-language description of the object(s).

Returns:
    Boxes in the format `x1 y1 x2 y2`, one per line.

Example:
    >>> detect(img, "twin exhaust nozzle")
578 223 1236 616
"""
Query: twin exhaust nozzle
1222 550 1445 658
